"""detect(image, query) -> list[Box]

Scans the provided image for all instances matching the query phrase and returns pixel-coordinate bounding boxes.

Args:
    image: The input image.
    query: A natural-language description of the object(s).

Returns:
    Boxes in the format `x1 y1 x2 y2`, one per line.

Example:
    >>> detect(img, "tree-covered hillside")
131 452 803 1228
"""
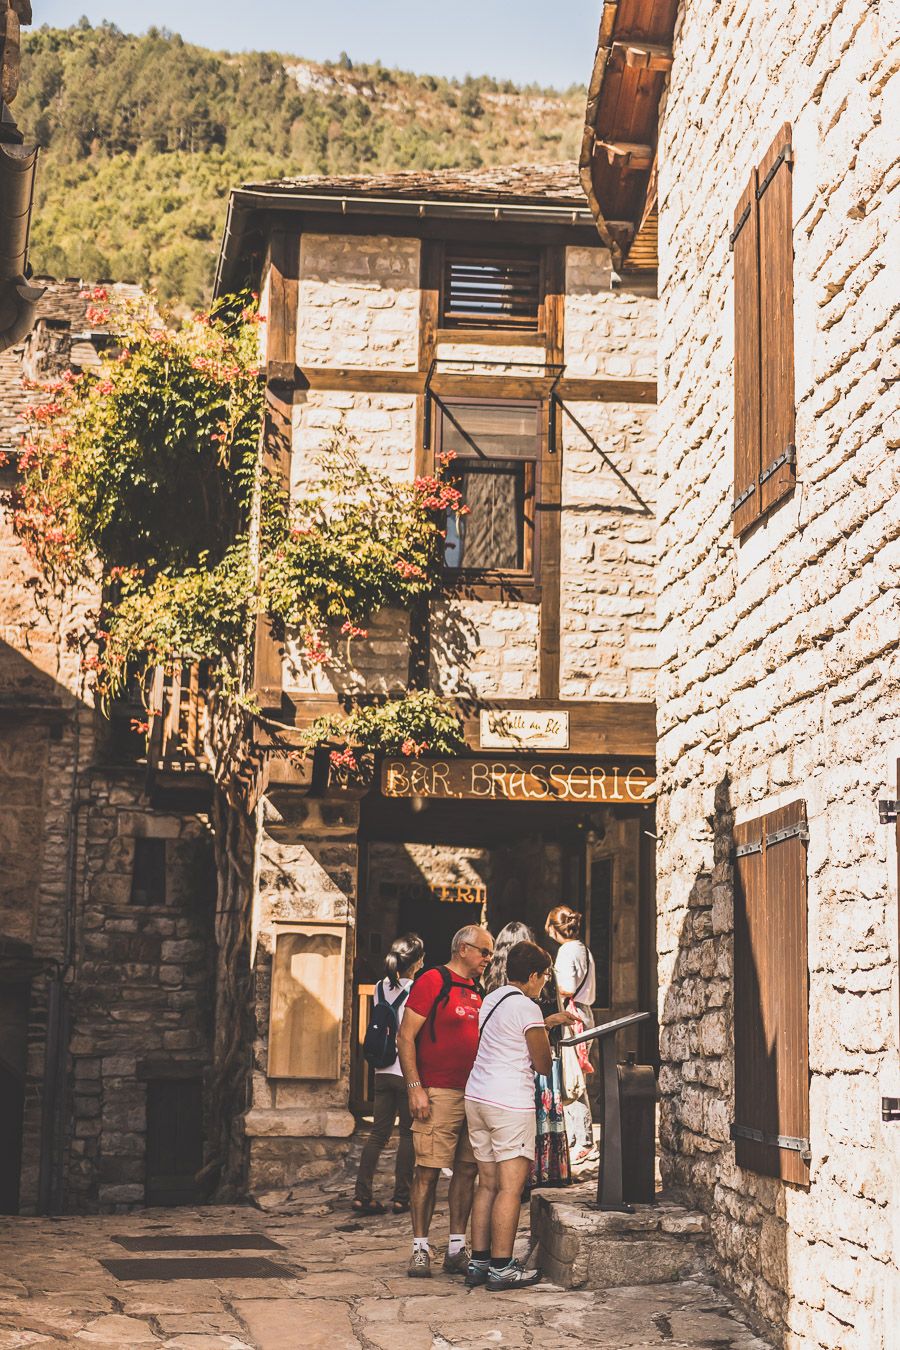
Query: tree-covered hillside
19 22 584 305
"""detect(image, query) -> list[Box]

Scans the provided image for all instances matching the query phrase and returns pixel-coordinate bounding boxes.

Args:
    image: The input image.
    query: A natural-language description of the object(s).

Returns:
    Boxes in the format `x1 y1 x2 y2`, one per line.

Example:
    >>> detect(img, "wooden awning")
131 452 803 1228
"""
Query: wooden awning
580 0 678 273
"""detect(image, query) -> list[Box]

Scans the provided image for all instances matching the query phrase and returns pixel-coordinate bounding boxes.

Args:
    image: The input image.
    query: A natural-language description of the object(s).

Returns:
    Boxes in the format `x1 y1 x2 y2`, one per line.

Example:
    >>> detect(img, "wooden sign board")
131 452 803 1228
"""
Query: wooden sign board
381 758 655 805
479 708 569 750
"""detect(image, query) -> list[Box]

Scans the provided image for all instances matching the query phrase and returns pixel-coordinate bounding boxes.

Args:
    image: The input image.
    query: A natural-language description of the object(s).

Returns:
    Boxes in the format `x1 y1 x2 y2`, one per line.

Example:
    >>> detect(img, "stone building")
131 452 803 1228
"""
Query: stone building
581 2 899 1345
214 164 661 1190
0 283 219 1214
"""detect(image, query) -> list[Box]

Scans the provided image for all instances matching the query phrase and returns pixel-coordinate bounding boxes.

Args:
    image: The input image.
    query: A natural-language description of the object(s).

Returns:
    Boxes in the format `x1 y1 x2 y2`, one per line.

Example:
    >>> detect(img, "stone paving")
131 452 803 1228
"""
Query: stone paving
0 1148 776 1349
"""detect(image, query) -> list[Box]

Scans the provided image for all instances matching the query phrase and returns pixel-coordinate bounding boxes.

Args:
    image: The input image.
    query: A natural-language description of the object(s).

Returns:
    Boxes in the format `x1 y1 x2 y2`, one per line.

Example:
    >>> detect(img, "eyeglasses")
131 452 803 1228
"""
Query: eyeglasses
463 942 494 959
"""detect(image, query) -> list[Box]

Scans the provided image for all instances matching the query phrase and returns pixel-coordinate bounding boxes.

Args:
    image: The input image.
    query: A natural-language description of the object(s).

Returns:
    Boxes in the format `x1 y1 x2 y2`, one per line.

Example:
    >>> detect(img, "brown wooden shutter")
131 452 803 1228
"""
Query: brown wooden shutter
757 124 796 515
731 171 762 536
733 800 810 1186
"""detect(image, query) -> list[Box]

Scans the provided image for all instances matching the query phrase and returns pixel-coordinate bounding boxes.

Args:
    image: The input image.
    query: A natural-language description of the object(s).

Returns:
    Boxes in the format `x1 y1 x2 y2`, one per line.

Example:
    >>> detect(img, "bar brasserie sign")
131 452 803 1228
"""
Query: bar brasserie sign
381 757 655 804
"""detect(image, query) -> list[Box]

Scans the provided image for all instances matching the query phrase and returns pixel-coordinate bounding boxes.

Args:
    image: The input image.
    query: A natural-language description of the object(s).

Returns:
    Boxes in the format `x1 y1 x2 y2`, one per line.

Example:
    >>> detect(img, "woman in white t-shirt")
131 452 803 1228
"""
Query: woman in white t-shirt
545 905 597 1164
353 933 424 1216
464 941 575 1292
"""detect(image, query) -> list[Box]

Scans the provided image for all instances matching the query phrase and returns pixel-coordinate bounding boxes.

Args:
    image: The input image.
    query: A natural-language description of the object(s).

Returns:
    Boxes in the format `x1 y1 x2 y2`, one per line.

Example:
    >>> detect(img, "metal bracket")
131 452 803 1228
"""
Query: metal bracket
733 839 762 858
756 144 794 200
731 1122 811 1164
878 799 898 825
731 481 756 515
882 1097 900 1123
728 201 752 251
766 822 809 847
759 444 796 485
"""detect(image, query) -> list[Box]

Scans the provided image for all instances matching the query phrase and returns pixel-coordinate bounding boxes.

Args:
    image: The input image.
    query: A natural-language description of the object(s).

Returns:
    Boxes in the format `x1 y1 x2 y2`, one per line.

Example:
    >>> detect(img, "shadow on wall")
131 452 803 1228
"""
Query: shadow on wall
658 773 789 1331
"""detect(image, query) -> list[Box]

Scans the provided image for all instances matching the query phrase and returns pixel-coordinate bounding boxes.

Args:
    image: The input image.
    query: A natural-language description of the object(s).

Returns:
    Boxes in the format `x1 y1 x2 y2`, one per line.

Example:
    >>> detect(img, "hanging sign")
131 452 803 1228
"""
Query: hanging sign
381 758 655 804
479 708 569 751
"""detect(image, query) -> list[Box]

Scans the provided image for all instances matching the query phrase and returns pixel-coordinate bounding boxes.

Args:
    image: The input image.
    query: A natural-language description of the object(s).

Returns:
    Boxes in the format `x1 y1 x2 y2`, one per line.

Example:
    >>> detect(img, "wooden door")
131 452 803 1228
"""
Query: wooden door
351 983 377 1116
145 1078 204 1206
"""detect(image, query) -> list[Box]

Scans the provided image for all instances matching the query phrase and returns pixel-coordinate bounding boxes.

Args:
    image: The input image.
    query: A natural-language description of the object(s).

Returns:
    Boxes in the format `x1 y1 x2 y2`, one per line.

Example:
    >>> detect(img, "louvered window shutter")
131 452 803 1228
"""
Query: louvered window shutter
732 800 810 1186
757 124 796 514
731 172 762 536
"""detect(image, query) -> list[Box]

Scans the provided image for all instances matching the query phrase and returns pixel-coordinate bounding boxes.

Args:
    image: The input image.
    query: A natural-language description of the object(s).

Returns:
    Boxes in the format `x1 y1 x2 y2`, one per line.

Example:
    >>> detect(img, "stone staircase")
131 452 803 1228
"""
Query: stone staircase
531 1183 711 1290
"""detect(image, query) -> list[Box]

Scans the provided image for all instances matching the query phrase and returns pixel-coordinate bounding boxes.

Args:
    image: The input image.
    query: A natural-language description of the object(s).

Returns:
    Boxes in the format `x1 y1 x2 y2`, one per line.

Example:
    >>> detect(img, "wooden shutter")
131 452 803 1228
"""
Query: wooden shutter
733 800 810 1186
757 124 796 514
731 171 762 536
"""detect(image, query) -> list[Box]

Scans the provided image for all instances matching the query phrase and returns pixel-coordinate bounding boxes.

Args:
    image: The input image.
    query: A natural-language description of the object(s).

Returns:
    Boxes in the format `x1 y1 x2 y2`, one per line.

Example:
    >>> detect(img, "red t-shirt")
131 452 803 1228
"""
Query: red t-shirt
406 967 482 1090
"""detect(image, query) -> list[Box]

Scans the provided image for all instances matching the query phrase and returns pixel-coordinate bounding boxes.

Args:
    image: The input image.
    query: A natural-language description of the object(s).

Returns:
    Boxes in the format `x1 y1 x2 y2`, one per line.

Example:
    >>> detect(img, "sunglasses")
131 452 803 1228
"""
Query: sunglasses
463 942 494 959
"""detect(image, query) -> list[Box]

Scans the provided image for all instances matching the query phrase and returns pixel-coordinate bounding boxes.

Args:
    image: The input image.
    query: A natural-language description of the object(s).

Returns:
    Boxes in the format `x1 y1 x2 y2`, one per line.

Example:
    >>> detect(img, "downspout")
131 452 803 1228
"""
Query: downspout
0 105 44 352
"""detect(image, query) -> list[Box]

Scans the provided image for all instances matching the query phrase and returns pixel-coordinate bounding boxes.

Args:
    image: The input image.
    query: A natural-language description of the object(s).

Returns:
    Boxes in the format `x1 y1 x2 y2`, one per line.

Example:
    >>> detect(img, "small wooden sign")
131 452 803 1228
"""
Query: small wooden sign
381 758 655 805
479 708 569 750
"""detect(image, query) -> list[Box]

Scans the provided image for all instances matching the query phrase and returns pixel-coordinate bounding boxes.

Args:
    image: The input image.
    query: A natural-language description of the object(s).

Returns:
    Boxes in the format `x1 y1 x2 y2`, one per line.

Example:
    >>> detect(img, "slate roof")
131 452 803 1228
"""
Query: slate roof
240 162 586 206
0 279 141 454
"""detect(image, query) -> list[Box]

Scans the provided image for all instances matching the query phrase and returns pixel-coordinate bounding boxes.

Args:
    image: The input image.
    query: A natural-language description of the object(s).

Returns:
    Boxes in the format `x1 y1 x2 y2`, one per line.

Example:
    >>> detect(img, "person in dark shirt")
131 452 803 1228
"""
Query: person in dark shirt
397 924 494 1279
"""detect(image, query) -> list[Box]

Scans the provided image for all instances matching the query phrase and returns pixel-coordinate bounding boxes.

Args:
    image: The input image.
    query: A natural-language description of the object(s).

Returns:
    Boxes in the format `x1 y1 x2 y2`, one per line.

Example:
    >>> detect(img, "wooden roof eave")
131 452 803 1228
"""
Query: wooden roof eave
579 1 625 269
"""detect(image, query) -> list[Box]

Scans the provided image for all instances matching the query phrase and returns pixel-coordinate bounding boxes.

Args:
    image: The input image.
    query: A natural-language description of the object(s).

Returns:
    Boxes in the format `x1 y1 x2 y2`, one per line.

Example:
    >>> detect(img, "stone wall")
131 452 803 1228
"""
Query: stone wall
65 776 216 1212
655 4 900 1345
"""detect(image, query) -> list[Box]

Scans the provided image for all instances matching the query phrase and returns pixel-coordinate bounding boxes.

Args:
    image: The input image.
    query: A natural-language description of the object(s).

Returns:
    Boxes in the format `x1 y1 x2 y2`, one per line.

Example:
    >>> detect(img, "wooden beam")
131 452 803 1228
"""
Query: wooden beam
539 245 565 700
260 697 657 759
434 328 548 348
255 230 299 710
595 141 655 171
292 367 655 405
612 40 673 72
557 376 657 404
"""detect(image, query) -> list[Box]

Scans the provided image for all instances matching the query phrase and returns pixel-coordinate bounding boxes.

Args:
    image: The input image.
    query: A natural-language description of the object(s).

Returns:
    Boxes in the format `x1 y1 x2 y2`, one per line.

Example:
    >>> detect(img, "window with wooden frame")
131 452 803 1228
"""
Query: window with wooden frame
731 123 796 537
732 799 810 1186
438 399 541 581
440 245 543 331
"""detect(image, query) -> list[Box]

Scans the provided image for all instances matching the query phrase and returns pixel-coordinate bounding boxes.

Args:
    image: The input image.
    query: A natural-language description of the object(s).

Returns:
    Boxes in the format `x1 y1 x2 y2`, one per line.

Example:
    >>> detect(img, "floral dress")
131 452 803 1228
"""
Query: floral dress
531 972 571 1188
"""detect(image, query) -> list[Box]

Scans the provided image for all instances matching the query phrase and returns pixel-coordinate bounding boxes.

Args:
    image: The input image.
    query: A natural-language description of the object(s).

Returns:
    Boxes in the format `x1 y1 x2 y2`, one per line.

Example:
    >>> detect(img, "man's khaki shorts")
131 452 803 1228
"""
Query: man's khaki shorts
411 1087 476 1169
465 1098 537 1164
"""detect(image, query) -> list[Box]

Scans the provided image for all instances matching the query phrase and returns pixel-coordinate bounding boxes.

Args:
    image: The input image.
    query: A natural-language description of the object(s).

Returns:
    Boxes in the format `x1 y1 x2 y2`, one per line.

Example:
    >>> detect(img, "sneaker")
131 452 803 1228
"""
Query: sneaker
407 1246 432 1278
465 1258 490 1289
442 1246 470 1276
486 1258 542 1291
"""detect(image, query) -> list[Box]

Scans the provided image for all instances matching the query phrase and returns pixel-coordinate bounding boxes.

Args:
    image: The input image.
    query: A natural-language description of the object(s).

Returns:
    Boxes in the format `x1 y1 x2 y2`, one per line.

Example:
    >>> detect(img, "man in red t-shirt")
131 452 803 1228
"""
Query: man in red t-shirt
397 923 493 1279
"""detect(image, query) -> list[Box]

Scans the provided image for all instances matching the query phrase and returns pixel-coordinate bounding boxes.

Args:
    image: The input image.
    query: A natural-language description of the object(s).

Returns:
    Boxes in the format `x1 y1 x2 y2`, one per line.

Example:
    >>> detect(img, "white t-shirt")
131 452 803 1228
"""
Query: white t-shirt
555 940 596 1007
464 985 545 1112
374 976 413 1077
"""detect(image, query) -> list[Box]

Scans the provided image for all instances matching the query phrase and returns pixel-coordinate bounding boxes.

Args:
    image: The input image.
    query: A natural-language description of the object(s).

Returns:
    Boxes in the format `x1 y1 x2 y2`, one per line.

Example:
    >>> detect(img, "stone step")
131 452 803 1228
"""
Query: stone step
531 1183 711 1290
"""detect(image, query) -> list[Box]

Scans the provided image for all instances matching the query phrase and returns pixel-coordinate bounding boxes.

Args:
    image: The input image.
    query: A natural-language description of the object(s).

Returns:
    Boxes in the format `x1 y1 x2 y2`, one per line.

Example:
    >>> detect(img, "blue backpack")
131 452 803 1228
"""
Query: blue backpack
363 982 408 1070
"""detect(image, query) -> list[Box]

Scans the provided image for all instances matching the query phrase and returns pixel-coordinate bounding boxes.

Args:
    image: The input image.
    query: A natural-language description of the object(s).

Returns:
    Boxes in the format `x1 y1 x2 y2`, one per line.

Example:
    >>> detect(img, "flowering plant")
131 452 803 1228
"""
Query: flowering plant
259 445 464 662
303 689 466 777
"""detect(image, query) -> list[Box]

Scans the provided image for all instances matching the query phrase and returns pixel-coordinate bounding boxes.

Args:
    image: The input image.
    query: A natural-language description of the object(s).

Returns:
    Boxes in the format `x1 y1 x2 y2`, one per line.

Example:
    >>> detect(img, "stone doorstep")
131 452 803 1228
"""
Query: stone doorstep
530 1184 710 1291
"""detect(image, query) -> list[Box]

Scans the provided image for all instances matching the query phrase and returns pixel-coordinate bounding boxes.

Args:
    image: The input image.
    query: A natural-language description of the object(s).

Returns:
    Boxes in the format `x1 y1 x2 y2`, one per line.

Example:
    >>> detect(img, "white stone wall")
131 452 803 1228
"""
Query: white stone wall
655 4 900 1345
560 250 658 701
296 233 420 370
286 231 658 703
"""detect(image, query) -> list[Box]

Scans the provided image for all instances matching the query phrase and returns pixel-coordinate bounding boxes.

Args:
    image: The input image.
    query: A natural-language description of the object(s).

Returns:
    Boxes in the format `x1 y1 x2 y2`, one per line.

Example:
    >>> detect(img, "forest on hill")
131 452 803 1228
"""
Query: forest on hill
19 22 584 305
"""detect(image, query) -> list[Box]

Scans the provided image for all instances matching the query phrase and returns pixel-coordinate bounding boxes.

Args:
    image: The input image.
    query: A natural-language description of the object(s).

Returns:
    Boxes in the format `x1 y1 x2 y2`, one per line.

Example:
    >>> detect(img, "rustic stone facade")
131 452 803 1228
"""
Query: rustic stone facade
0 287 220 1214
654 5 900 1346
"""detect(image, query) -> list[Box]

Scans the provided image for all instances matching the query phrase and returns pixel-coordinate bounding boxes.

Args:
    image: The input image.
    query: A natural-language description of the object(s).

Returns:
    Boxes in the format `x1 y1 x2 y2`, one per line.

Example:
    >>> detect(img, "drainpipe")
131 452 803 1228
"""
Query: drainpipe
0 99 44 352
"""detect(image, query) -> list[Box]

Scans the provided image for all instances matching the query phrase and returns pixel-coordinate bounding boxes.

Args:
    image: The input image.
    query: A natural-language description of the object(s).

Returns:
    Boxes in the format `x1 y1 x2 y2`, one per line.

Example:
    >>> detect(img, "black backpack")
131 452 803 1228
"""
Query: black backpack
363 981 408 1069
425 966 481 1041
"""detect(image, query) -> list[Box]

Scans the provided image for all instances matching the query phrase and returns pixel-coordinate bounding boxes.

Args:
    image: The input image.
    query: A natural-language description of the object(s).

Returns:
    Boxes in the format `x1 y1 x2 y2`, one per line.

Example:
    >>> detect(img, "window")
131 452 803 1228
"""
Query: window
732 800 810 1186
441 246 542 331
439 400 540 579
130 837 167 906
731 123 796 537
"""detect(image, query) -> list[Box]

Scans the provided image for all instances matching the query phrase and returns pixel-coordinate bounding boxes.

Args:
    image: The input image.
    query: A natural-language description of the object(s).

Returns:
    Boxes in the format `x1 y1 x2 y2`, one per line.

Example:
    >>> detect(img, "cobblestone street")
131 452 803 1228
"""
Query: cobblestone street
0 1147 774 1350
